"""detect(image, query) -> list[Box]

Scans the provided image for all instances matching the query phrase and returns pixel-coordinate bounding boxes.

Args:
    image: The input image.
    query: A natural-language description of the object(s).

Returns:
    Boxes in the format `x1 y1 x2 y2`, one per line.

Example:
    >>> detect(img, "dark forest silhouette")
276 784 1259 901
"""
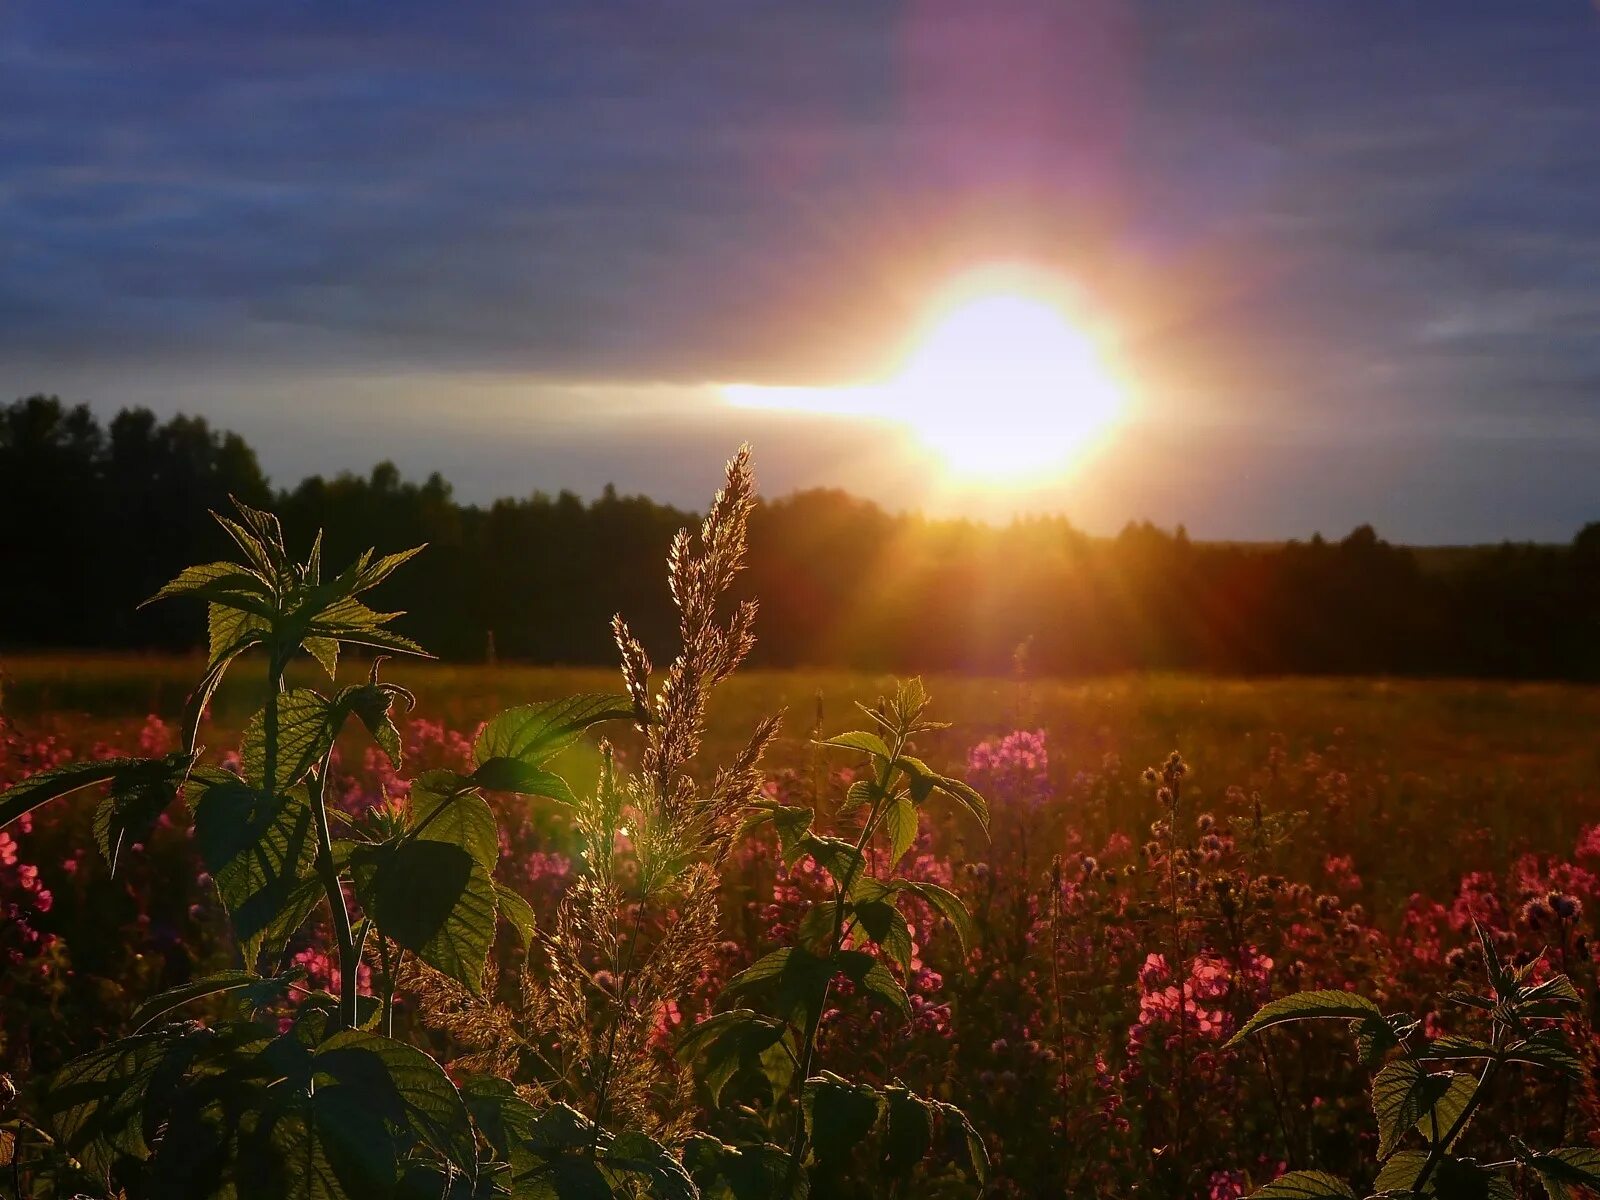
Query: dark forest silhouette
5 394 1599 678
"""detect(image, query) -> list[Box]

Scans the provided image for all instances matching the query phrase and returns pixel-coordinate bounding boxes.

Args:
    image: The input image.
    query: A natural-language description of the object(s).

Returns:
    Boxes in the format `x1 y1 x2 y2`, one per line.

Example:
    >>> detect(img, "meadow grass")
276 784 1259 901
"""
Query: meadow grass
6 653 1599 911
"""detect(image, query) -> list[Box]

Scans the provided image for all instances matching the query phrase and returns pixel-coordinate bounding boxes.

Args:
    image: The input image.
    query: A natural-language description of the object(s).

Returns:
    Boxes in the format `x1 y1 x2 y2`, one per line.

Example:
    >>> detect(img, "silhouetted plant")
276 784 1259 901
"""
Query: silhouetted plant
0 449 993 1199
1231 922 1595 1199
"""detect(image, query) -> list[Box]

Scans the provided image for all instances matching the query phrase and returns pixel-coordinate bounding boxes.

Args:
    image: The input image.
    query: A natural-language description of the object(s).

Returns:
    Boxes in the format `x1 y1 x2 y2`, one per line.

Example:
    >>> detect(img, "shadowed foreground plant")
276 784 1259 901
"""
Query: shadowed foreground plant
0 449 994 1200
1232 921 1595 1199
676 678 992 1198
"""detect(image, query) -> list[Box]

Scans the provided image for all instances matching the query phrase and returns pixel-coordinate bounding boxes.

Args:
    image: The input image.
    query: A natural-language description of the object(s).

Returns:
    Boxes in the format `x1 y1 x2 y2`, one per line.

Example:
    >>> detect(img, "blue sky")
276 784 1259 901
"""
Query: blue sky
4 2 1600 541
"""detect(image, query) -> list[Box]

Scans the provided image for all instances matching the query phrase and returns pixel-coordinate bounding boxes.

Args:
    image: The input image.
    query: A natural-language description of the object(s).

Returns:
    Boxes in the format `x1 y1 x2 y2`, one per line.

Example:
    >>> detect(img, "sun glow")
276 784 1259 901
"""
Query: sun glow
724 269 1127 481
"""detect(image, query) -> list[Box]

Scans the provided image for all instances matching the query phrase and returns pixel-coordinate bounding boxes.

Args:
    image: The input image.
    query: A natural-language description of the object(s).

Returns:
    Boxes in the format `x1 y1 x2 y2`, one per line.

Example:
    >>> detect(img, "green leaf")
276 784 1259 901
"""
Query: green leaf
337 683 409 769
683 1136 804 1200
1527 1147 1600 1200
882 1086 933 1176
849 895 914 973
1372 1059 1455 1158
130 968 302 1031
795 833 865 883
881 793 918 866
352 546 426 593
143 560 273 608
182 622 268 751
0 752 192 871
1502 1029 1584 1078
410 770 500 871
839 778 880 815
604 1130 697 1200
1249 1170 1356 1199
803 1073 882 1165
722 947 834 1026
471 757 579 804
893 880 975 954
457 1074 540 1161
91 752 197 874
43 1028 187 1180
315 1030 477 1180
677 1009 791 1106
835 949 911 1018
189 771 321 966
242 689 337 792
353 840 497 992
934 1099 989 1188
897 758 989 832
209 600 272 670
474 695 634 768
305 636 340 680
0 755 160 831
815 730 892 759
494 882 539 948
1226 989 1384 1047
1373 1150 1430 1195
1421 1071 1477 1148
743 802 815 859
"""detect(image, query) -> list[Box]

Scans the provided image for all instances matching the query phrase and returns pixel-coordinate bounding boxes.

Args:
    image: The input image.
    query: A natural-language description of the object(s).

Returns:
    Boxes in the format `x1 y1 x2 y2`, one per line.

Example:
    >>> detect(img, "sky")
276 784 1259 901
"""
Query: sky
4 1 1600 542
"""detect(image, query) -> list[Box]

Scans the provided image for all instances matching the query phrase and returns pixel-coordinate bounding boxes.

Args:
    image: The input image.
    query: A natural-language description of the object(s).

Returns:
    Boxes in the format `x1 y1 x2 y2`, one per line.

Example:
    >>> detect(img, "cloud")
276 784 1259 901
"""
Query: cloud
2 1 1599 538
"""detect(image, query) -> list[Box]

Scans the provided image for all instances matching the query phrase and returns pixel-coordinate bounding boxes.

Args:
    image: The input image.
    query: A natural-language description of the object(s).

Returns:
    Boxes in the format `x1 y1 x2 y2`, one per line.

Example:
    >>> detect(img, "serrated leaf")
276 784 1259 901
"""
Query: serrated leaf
893 880 975 954
815 730 892 759
1528 1147 1600 1200
315 1030 477 1180
43 1028 186 1180
189 771 321 967
677 1009 790 1106
143 560 273 607
337 683 407 769
470 757 578 804
457 1075 540 1161
1420 1072 1477 1148
835 948 911 1018
1226 990 1384 1047
683 1136 804 1200
182 624 267 751
883 1086 933 1176
1503 1029 1584 1078
1373 1149 1430 1194
1250 1170 1356 1199
803 1072 882 1164
1372 1060 1454 1158
850 898 913 972
242 689 337 792
839 778 879 815
0 755 165 831
474 695 634 768
305 636 340 680
410 770 499 871
881 793 917 866
795 833 865 883
130 969 301 1031
742 802 814 859
352 840 497 993
92 780 175 876
604 1130 697 1200
494 882 538 948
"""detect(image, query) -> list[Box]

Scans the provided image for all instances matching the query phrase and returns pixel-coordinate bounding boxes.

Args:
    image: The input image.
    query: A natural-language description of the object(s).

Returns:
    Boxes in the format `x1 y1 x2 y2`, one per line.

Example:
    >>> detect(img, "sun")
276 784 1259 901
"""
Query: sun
724 268 1127 482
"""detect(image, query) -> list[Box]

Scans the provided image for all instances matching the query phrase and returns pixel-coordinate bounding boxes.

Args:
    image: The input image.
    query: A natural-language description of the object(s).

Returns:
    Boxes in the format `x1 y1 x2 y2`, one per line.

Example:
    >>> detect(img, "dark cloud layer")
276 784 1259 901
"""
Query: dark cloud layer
4 2 1600 539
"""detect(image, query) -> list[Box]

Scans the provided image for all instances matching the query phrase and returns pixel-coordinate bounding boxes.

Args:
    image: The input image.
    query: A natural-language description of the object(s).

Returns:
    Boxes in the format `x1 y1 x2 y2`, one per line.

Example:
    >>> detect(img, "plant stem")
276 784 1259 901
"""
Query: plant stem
782 735 902 1188
311 738 360 1029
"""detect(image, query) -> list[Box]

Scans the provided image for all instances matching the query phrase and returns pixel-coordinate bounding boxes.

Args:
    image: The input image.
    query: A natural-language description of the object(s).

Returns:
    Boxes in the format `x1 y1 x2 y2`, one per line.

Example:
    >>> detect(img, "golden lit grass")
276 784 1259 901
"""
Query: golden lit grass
6 654 1600 905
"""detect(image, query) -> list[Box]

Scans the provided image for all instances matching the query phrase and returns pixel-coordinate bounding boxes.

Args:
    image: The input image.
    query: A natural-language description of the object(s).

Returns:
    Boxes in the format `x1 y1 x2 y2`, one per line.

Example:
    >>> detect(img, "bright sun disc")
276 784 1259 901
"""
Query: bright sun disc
724 271 1126 482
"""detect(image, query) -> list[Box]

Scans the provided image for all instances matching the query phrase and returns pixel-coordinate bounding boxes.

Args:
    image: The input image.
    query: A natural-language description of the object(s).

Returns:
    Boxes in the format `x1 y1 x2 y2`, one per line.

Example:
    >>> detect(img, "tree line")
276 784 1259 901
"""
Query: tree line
4 394 1599 679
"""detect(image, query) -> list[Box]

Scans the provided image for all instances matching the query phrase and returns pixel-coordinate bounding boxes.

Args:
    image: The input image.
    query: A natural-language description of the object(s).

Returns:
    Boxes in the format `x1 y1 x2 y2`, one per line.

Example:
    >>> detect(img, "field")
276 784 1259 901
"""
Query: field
6 655 1600 1196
